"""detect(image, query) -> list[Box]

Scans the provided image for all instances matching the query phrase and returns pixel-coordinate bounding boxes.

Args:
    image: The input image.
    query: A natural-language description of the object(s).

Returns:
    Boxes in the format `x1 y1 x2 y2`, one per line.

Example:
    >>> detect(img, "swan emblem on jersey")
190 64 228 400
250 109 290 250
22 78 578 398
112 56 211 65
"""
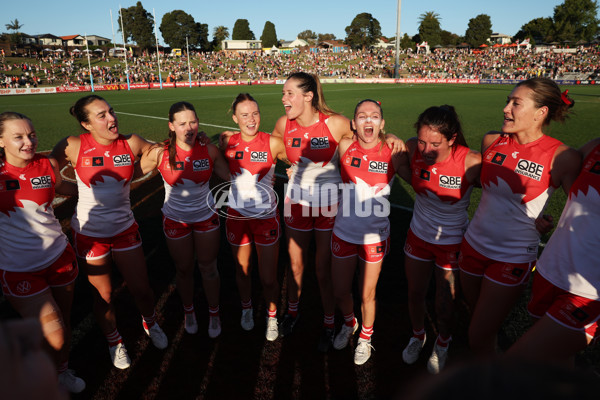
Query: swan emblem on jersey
512 151 519 159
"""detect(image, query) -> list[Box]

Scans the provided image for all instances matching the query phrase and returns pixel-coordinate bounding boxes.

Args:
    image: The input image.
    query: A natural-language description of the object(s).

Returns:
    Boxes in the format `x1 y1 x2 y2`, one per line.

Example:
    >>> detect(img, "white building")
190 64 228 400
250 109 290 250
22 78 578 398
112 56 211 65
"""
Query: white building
221 40 262 53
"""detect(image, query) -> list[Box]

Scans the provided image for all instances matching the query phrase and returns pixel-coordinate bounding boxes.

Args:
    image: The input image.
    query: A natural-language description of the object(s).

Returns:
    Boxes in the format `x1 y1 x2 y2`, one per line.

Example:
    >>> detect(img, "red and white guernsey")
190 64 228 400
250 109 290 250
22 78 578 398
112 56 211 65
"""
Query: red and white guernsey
73 133 135 237
284 112 341 206
0 155 68 272
225 131 277 218
158 141 215 223
334 141 395 244
537 143 600 300
465 134 563 263
411 145 474 245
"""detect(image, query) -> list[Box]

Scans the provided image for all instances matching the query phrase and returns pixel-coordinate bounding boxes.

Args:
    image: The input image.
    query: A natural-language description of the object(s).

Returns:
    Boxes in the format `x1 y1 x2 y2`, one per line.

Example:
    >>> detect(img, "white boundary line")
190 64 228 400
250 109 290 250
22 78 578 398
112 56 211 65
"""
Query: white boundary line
116 111 236 130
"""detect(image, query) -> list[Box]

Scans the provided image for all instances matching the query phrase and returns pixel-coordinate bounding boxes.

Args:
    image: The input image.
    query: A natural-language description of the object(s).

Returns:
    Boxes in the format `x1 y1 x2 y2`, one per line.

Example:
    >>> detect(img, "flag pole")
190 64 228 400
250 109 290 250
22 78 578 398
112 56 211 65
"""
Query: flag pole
85 33 94 92
153 8 163 89
119 5 131 91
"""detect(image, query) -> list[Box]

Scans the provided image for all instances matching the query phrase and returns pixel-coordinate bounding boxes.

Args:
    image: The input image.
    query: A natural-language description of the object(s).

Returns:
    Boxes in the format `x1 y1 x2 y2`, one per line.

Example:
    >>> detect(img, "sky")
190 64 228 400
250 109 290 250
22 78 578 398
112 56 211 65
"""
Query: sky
3 0 598 45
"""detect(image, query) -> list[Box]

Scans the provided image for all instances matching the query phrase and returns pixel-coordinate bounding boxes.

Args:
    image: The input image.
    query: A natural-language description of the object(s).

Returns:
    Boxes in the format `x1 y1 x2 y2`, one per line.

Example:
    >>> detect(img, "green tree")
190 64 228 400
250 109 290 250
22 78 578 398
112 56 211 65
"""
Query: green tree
160 10 206 49
118 2 154 50
297 30 317 45
5 18 24 47
212 25 229 50
232 19 255 40
418 11 442 47
317 33 336 42
552 0 599 42
440 30 460 46
515 17 554 44
261 21 277 48
399 33 414 50
464 14 492 47
344 12 382 50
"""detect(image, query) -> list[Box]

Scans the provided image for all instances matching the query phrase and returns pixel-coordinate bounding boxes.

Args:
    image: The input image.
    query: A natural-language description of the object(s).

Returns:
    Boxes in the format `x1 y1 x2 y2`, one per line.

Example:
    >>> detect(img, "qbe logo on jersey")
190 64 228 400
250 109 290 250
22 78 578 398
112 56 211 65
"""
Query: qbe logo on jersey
439 175 461 189
112 154 132 167
368 161 388 174
250 151 269 163
310 137 330 150
30 175 52 190
515 159 544 181
193 159 210 171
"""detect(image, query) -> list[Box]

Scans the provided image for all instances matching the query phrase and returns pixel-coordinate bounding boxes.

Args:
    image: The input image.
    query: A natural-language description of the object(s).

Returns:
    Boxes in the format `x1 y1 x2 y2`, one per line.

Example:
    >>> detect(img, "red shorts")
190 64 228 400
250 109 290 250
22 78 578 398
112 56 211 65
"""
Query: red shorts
283 199 337 231
458 239 533 286
163 214 220 239
0 244 78 298
226 208 280 246
404 229 460 271
331 232 389 264
74 222 142 260
528 273 600 340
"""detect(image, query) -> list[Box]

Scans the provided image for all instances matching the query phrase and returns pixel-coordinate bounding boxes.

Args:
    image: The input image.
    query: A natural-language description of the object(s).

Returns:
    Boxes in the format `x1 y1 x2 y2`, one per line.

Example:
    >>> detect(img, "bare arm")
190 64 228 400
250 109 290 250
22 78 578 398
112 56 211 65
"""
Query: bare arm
481 131 502 153
271 115 287 138
464 149 483 187
394 137 415 184
50 136 79 169
49 157 77 197
208 144 230 181
270 135 289 165
551 144 582 194
139 143 163 175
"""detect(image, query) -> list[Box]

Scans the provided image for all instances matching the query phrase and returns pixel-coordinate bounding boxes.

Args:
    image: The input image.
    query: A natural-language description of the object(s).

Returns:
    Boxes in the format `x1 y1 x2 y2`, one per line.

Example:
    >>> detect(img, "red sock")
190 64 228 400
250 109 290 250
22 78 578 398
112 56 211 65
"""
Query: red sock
359 324 373 341
343 312 356 327
412 328 425 341
106 328 123 347
287 300 299 317
323 313 335 329
142 311 157 329
268 308 277 319
241 299 252 310
209 305 219 317
436 334 452 348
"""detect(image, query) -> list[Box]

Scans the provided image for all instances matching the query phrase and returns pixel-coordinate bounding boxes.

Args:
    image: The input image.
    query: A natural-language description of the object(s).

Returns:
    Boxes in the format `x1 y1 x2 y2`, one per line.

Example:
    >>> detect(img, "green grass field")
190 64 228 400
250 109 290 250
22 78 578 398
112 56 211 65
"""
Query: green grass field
2 83 600 220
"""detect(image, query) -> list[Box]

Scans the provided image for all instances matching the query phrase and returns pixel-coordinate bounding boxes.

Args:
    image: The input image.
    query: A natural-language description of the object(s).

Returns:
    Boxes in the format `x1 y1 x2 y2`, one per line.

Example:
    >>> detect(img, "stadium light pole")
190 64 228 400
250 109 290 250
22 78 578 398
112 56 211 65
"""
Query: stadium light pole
84 33 94 92
119 5 131 91
153 8 163 89
186 36 192 88
394 0 402 78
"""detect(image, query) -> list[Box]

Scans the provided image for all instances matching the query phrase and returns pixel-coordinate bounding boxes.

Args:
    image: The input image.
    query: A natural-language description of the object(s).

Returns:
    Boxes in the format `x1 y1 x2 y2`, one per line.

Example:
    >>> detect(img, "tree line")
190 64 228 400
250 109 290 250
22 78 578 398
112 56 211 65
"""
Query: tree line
3 0 599 52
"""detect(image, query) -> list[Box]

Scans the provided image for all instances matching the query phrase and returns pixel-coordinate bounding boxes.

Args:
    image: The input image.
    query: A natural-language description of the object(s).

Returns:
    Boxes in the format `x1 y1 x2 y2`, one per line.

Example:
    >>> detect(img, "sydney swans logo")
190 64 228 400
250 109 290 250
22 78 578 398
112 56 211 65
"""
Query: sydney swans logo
208 181 279 220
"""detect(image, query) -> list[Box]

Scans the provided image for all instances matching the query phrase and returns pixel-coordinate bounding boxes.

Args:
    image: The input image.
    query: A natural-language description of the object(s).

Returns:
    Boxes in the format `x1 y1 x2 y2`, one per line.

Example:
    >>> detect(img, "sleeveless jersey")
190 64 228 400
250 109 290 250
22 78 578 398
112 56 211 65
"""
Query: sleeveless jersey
225 132 277 218
464 134 562 263
410 145 474 245
158 141 215 223
0 155 68 271
72 133 135 237
333 141 395 244
537 143 600 300
284 112 341 207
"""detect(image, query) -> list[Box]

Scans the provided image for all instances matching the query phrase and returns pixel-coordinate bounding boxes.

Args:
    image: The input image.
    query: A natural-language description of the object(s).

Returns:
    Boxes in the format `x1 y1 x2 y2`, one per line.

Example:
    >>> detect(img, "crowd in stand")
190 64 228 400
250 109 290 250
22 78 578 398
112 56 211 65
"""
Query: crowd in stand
1 45 599 88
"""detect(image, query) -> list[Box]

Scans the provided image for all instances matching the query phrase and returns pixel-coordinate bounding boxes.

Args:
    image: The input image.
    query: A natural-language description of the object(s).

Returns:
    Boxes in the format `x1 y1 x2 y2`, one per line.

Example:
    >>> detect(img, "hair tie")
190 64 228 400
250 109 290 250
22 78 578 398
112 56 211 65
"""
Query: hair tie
561 90 572 106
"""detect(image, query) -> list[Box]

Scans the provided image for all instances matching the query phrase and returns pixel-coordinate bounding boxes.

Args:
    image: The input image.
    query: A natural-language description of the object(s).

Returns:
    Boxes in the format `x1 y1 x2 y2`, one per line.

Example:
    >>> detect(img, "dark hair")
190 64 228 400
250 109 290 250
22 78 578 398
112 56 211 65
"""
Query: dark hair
515 77 574 126
69 94 106 127
414 105 468 147
286 72 336 116
167 101 197 170
0 112 32 158
231 93 259 114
